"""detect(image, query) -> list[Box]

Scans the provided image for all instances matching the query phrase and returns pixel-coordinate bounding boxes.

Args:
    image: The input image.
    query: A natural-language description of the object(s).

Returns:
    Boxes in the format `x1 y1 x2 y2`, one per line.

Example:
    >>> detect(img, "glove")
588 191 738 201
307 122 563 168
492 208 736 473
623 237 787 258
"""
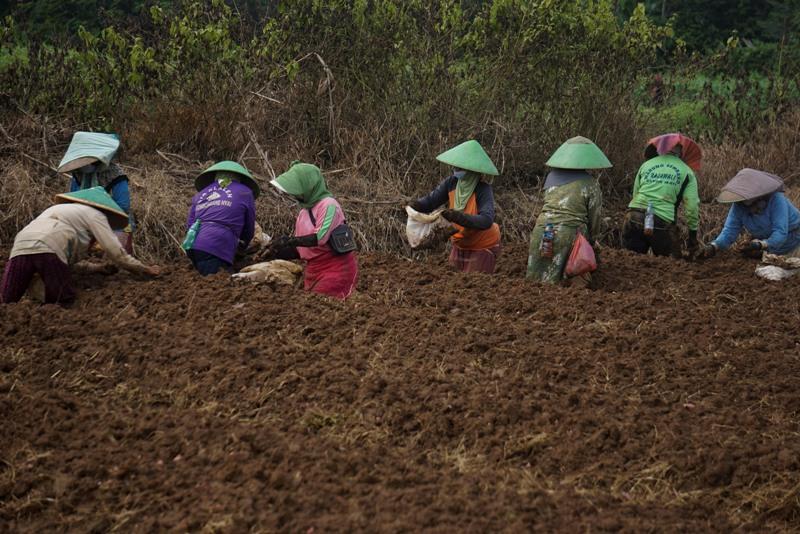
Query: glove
441 209 470 227
408 200 424 212
270 236 296 250
254 236 294 262
699 243 717 259
235 240 249 260
738 239 767 258
687 230 698 250
270 234 317 251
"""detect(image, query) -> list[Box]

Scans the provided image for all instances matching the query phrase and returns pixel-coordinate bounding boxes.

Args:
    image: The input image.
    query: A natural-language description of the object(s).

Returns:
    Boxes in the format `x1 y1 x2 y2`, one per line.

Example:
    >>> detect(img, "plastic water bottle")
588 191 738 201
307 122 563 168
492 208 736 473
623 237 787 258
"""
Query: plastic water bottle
181 219 201 251
541 221 555 259
644 202 655 236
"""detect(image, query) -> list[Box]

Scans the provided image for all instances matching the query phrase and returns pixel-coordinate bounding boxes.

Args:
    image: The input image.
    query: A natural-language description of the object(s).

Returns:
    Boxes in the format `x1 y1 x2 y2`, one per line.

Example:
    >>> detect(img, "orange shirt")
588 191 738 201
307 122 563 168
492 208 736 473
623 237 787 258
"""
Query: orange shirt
447 190 501 250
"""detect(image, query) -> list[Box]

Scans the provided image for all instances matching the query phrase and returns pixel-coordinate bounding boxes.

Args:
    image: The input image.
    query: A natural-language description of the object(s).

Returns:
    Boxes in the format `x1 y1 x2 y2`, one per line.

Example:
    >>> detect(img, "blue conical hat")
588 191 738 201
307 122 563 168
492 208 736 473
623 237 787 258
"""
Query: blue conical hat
54 187 129 229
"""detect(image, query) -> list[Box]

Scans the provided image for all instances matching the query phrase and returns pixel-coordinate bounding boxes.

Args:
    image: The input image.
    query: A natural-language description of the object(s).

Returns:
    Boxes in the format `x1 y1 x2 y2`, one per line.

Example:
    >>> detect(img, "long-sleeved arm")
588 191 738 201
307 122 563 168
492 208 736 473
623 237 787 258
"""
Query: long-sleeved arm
455 183 495 230
314 204 338 243
186 199 197 231
239 197 256 246
86 211 148 273
69 176 80 192
712 205 744 250
413 176 454 214
765 196 790 251
109 178 131 214
586 181 602 242
631 171 641 199
682 173 700 231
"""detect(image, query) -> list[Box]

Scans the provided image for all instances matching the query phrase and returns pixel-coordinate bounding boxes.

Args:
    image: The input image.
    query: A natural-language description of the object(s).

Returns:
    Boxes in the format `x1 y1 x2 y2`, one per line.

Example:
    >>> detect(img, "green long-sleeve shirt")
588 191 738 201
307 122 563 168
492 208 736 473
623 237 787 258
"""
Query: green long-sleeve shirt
535 177 602 240
628 154 699 230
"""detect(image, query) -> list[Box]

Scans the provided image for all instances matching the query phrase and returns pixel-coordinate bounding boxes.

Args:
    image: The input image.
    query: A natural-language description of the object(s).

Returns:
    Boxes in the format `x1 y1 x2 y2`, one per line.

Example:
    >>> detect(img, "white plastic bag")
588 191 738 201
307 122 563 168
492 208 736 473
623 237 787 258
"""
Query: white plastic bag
405 206 448 248
754 265 800 281
755 253 800 281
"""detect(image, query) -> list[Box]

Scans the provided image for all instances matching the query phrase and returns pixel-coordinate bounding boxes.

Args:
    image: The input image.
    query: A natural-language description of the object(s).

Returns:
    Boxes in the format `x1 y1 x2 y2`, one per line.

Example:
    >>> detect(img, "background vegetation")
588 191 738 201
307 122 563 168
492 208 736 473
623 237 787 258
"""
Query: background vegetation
1 0 799 260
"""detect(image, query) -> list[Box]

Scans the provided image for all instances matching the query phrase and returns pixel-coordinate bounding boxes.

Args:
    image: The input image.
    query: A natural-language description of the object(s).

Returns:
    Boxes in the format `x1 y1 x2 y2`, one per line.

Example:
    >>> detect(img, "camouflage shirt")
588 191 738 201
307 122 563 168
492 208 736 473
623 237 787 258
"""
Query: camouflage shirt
535 177 602 240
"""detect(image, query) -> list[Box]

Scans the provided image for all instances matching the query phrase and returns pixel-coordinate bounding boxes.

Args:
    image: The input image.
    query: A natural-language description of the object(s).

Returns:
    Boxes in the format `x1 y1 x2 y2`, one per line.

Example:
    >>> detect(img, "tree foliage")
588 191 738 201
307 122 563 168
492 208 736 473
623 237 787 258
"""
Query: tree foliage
1 0 797 158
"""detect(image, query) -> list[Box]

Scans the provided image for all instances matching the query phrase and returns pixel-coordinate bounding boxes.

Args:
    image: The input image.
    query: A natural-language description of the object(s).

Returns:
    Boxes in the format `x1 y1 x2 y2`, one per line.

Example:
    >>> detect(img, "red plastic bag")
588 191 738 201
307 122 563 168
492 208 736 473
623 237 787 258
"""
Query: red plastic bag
565 232 597 277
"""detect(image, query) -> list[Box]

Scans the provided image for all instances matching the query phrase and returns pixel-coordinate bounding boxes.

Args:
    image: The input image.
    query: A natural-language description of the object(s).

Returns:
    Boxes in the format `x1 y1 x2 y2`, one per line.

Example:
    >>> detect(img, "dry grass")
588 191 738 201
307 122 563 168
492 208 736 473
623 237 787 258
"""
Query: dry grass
439 438 486 475
1 104 799 259
0 163 62 249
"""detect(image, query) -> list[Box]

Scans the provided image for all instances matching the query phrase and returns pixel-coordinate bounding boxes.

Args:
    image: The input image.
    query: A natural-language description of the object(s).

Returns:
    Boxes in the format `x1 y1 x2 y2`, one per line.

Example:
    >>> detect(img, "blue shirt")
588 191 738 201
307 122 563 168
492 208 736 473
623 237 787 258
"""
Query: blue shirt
712 192 800 255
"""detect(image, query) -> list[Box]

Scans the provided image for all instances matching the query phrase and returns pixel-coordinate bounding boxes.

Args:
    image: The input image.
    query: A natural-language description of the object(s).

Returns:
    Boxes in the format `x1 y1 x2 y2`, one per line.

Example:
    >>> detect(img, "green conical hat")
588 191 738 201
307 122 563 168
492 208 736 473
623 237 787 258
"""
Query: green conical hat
436 140 499 176
54 186 129 229
546 136 612 170
195 160 260 198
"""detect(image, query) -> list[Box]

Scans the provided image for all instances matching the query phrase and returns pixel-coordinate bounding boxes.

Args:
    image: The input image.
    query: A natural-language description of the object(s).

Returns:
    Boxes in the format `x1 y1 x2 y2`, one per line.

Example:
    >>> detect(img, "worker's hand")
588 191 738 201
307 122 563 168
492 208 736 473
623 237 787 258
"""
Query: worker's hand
698 243 717 259
254 244 274 262
407 200 424 212
254 249 272 262
145 265 162 277
235 241 249 260
270 236 296 250
687 230 699 251
255 236 293 262
736 239 766 258
441 209 469 227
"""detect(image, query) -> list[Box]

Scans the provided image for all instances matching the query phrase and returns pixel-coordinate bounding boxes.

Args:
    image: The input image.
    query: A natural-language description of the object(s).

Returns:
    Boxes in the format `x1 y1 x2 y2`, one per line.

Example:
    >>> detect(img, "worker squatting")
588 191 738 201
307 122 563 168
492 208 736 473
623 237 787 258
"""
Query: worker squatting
3 132 799 304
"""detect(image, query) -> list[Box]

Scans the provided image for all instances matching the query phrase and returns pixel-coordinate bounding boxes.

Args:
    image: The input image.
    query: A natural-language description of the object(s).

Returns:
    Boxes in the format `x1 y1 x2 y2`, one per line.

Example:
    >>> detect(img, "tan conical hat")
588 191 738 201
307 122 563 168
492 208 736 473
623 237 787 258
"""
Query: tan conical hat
717 168 784 203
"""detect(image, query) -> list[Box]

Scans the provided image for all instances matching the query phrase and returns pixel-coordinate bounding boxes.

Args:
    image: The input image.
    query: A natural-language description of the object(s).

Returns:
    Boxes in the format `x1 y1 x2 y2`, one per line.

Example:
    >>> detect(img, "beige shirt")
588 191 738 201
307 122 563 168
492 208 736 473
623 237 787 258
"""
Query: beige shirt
10 204 146 273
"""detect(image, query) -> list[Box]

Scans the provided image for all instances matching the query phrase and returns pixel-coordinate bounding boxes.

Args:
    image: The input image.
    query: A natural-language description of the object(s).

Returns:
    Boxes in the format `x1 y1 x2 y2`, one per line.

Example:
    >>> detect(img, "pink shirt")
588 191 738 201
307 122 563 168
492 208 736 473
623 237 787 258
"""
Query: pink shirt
294 197 346 261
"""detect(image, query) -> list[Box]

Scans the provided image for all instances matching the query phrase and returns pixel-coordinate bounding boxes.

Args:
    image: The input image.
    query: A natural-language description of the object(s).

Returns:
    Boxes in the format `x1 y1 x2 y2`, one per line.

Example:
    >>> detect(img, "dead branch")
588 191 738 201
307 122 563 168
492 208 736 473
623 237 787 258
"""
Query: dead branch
22 153 59 173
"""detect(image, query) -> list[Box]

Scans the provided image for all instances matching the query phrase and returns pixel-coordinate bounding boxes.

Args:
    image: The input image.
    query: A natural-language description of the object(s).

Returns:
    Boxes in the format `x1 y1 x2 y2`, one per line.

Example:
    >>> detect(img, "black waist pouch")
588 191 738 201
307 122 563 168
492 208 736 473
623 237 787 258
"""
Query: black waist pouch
329 224 357 254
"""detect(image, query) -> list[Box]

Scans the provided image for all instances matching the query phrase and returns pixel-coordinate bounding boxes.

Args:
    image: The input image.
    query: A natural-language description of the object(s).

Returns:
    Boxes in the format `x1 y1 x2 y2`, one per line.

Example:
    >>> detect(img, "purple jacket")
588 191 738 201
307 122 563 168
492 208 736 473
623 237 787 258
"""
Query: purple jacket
187 181 256 264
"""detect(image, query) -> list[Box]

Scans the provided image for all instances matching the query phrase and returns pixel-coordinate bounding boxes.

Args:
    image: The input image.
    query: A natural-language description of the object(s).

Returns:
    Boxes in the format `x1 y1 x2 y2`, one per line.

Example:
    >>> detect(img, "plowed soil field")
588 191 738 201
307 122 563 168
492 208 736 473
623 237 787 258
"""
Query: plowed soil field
2 246 799 532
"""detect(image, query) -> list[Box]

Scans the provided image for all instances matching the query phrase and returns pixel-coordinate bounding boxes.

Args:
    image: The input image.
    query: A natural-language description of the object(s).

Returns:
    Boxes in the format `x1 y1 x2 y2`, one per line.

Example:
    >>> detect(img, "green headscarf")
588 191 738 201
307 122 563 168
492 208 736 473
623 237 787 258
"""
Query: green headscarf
271 162 332 208
215 171 239 189
453 171 481 211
